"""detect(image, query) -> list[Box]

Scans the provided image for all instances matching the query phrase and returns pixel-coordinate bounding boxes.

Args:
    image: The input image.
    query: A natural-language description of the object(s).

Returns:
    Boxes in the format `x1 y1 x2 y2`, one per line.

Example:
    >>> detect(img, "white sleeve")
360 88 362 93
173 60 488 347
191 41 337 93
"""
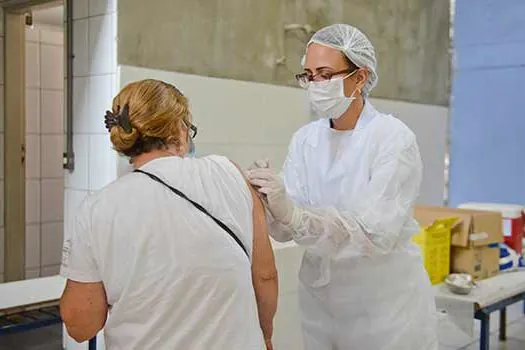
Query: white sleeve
265 132 309 243
60 201 102 283
286 130 422 257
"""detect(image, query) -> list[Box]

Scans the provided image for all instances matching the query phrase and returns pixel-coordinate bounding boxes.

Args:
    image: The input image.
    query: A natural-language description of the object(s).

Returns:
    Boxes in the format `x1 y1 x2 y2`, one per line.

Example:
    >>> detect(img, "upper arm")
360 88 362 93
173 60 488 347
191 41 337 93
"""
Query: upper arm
248 183 278 280
61 201 102 283
354 129 421 240
229 161 277 280
59 199 108 339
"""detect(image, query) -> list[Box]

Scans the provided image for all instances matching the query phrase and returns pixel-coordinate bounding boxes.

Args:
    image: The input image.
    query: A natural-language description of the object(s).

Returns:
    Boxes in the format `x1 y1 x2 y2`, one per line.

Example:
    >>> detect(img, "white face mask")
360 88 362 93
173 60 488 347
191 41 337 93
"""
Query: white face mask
307 71 358 120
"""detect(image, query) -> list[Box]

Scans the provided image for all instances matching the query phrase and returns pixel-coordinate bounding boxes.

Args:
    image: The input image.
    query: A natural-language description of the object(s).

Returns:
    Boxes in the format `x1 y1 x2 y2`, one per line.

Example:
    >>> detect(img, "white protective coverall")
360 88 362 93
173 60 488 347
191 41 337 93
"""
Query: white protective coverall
268 102 438 350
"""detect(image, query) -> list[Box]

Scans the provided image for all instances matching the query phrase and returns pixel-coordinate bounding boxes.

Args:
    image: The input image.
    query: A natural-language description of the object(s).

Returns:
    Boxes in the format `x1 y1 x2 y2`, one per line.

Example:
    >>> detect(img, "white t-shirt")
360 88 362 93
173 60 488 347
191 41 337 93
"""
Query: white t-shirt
61 155 264 350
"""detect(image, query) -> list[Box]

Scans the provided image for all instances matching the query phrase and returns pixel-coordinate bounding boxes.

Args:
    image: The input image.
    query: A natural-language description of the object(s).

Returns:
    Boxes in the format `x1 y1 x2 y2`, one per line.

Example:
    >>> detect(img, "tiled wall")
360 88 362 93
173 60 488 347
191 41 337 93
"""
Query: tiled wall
0 8 4 282
25 25 65 279
65 0 117 240
63 1 118 347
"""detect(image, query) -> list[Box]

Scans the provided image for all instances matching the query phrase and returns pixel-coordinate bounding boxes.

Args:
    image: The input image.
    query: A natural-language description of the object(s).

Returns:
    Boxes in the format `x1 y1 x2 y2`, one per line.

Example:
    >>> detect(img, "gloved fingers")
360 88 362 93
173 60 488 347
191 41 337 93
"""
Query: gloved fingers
254 159 270 168
248 178 272 189
246 168 276 180
257 186 274 196
247 158 270 170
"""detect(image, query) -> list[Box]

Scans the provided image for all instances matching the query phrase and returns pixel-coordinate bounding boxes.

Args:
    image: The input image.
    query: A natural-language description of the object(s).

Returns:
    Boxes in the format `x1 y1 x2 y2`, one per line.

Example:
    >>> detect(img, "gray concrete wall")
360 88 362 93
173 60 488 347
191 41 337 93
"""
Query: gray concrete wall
118 0 450 106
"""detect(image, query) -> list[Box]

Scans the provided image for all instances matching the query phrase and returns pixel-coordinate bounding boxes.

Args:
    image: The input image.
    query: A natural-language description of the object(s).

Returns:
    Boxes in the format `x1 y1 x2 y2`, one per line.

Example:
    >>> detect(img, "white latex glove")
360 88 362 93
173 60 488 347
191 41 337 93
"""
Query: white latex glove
247 158 270 170
246 168 296 226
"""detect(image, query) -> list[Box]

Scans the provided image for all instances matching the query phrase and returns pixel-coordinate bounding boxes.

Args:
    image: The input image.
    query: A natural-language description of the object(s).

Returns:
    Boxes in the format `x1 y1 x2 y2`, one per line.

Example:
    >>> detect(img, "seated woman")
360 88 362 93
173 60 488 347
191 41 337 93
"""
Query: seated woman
60 79 278 350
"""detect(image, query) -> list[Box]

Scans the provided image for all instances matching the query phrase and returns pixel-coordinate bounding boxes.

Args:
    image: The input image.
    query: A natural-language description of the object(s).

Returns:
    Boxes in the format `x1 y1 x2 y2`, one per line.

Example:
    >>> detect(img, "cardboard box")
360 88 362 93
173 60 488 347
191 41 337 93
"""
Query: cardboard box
415 206 503 248
451 245 500 280
414 206 503 280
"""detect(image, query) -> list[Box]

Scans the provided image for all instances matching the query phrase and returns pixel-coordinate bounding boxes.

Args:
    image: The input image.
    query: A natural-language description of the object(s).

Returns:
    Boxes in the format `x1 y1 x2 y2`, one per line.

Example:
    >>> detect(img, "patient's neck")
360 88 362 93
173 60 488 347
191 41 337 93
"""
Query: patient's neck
132 148 183 169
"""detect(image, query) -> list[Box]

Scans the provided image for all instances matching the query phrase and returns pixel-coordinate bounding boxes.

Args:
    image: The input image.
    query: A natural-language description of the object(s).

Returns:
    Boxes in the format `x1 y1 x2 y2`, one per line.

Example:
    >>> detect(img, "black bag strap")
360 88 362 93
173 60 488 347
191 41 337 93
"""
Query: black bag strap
133 169 249 258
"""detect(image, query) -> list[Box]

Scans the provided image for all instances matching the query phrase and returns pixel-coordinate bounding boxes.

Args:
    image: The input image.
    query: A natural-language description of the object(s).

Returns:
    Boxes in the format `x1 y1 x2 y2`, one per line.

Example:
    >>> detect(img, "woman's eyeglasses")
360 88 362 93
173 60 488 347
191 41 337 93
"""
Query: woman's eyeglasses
183 120 198 139
295 68 357 88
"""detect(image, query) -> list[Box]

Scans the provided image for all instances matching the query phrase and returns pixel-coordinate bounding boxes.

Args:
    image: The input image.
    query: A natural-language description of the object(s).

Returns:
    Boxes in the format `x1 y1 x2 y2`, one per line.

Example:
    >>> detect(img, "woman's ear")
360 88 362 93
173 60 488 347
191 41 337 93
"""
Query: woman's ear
356 69 369 90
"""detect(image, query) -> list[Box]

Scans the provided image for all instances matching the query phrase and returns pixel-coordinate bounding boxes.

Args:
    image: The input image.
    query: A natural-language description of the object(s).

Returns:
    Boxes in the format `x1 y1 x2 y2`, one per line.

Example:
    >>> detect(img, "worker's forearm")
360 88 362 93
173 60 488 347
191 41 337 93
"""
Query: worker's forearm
253 278 278 342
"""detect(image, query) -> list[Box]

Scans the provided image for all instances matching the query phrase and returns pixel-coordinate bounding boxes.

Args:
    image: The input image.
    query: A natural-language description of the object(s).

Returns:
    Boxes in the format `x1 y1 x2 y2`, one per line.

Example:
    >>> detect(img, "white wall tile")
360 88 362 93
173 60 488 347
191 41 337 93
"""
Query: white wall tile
25 88 41 134
73 0 89 20
25 224 40 269
41 90 64 134
41 264 60 277
0 180 3 227
89 134 116 190
73 19 89 77
72 76 90 133
25 268 40 279
40 28 64 46
25 27 40 42
88 14 116 75
89 0 116 16
0 228 3 275
197 142 288 169
41 135 64 178
64 189 88 240
41 178 65 223
26 42 40 88
25 179 41 224
0 38 4 85
26 135 41 179
41 44 64 90
88 74 114 132
65 135 89 190
0 86 4 132
41 222 63 266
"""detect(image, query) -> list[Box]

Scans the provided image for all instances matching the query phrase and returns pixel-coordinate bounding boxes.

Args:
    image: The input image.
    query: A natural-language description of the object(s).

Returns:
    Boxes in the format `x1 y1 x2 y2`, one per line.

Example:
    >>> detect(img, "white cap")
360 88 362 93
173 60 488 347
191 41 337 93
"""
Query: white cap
304 24 378 96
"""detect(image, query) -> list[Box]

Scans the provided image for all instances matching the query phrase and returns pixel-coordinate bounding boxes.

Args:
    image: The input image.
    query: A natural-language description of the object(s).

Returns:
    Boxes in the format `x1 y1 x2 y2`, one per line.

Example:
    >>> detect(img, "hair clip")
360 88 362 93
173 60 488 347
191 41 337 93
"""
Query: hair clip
104 104 132 133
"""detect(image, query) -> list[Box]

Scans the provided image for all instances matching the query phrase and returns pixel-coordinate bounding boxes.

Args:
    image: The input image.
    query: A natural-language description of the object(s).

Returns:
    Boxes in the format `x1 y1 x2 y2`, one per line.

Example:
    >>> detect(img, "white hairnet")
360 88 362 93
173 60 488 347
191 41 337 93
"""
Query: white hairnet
305 24 378 96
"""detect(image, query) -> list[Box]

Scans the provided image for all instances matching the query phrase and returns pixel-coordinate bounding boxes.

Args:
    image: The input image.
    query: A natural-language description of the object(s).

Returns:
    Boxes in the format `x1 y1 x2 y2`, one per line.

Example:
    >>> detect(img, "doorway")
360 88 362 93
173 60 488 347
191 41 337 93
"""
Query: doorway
2 0 66 282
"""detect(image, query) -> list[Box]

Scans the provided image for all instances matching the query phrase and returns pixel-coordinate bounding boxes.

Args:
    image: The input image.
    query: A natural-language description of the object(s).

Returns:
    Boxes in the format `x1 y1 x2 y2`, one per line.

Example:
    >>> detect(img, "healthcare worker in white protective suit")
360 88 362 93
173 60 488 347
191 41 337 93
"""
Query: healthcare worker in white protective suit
247 24 438 350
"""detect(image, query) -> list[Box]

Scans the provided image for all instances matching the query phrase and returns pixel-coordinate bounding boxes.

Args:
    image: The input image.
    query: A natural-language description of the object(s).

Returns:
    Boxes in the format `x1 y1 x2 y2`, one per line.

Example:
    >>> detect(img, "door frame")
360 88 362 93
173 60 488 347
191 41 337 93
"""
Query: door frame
3 9 26 282
2 0 63 282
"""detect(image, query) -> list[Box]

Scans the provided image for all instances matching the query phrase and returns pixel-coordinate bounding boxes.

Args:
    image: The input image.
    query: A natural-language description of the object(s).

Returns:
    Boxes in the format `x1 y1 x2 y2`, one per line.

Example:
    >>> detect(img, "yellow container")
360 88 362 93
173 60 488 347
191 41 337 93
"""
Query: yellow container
412 217 458 285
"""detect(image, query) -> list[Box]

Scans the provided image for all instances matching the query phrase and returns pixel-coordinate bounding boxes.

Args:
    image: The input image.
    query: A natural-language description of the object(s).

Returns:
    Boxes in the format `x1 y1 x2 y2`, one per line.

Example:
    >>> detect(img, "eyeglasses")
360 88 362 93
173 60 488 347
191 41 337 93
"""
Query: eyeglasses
183 120 198 139
295 68 357 88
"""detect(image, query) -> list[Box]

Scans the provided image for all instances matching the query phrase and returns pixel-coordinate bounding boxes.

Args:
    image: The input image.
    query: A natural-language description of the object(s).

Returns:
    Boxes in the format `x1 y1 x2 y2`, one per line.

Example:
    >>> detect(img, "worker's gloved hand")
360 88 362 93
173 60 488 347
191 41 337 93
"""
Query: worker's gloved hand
244 159 270 191
246 168 295 226
246 159 270 171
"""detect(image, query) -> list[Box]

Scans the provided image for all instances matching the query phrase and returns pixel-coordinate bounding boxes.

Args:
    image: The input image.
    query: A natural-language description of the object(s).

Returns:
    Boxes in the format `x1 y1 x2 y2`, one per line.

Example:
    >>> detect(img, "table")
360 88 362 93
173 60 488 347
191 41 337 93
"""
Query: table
0 276 97 349
434 270 525 350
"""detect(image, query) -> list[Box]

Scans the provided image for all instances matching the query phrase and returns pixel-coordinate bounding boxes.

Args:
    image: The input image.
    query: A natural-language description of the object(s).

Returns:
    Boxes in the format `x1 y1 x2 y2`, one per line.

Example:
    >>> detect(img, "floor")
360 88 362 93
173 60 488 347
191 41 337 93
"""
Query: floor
445 319 525 350
0 312 524 349
0 324 62 350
